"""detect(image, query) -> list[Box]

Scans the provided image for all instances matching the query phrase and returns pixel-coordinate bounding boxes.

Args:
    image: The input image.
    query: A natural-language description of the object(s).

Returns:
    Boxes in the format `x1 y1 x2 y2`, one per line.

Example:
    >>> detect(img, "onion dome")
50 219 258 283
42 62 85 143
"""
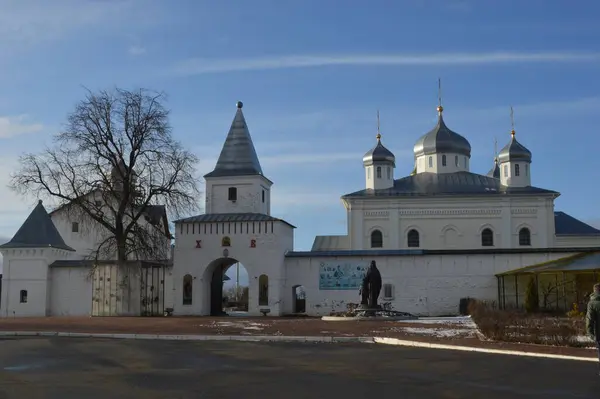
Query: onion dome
413 105 471 158
363 133 395 167
487 158 500 179
498 130 532 163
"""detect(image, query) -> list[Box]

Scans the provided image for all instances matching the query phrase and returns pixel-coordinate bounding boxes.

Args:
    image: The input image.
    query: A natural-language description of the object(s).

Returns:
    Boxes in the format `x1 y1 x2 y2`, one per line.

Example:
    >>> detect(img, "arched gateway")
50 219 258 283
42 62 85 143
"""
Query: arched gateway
171 102 295 316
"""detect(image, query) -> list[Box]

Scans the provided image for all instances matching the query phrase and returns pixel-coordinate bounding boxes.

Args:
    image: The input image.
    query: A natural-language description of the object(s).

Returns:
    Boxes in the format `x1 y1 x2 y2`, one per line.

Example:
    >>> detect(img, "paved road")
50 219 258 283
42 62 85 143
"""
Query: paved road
0 337 597 398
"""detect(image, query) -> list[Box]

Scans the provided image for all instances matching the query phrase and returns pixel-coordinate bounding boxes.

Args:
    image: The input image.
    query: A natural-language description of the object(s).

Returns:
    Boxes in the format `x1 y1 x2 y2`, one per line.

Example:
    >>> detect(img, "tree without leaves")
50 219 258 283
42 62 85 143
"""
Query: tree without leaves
10 87 201 266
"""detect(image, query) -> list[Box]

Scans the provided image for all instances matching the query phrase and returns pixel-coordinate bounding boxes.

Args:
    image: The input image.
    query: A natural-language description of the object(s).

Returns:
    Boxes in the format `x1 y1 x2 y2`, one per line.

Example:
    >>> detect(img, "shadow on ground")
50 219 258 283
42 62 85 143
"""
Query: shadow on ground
0 337 597 398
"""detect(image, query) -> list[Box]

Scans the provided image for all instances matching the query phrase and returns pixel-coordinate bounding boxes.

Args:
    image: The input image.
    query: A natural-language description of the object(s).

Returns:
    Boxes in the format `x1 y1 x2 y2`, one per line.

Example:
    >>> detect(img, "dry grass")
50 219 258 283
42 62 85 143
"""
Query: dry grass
468 300 589 347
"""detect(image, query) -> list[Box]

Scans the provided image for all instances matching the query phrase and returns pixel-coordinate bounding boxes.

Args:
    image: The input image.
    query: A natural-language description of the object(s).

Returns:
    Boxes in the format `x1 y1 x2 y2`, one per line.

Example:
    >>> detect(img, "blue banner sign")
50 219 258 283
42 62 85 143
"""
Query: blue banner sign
319 261 369 290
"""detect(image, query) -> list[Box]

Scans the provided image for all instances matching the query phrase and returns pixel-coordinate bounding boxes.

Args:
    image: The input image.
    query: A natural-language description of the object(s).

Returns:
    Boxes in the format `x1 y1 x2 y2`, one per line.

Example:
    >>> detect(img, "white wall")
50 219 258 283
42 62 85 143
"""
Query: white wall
50 267 92 316
205 175 272 215
283 251 578 317
173 219 293 316
341 196 559 250
365 164 394 190
416 152 469 174
499 161 531 187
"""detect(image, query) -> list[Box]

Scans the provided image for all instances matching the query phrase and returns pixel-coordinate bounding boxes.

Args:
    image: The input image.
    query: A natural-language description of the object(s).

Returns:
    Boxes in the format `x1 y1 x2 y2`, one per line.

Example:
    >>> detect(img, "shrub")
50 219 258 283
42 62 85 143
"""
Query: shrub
468 299 588 347
524 277 539 313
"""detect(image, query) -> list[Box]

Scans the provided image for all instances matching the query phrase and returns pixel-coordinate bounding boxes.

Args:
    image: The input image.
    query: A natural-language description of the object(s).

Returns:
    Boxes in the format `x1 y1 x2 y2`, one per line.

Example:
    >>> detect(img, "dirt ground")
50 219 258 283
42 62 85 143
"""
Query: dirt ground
0 316 596 359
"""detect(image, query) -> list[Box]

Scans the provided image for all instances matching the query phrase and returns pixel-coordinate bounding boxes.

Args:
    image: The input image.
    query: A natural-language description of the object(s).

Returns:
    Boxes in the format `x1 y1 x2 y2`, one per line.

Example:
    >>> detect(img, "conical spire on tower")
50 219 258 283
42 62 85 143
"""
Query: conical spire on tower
204 101 264 178
0 200 74 251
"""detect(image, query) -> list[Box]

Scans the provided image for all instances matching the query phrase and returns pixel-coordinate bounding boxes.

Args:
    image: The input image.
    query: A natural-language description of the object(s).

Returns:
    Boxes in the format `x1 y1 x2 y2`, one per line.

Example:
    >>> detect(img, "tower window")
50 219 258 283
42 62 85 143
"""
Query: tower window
370 230 383 248
525 164 529 176
367 168 371 179
262 189 265 203
464 157 468 169
228 187 237 201
71 222 79 233
20 290 27 303
515 164 520 176
376 166 381 178
386 167 391 179
407 229 420 248
442 155 447 166
503 165 508 177
428 156 433 168
455 155 459 167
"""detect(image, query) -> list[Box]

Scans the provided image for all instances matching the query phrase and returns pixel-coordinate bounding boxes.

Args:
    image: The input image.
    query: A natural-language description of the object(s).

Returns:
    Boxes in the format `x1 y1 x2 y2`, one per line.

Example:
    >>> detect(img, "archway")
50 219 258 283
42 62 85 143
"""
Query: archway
292 285 306 314
206 257 249 316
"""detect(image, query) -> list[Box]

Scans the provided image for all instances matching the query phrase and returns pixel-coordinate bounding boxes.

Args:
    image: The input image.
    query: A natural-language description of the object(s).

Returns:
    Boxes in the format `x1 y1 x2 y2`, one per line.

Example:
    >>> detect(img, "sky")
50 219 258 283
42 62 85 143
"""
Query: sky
2 0 600 283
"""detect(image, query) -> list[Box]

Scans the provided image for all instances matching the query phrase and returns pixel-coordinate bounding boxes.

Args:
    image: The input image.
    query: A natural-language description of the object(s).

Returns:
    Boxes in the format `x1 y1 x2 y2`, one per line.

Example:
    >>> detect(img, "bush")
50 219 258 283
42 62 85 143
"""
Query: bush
524 277 539 313
468 300 588 347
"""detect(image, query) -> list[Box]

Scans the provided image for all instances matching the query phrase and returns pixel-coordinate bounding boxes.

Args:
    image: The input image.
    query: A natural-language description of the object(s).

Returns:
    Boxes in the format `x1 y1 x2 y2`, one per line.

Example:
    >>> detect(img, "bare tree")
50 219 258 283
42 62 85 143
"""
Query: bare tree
10 87 200 266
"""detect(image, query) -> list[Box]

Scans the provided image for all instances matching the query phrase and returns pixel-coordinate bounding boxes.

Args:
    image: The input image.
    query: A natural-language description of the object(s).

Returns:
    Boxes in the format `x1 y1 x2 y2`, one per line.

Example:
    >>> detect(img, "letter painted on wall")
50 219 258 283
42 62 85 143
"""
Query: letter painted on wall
250 239 256 248
319 262 369 290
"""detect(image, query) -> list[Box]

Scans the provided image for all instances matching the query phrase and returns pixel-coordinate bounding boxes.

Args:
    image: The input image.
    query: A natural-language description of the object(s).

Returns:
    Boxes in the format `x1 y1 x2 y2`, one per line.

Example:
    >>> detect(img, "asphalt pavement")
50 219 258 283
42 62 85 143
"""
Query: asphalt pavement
0 337 597 398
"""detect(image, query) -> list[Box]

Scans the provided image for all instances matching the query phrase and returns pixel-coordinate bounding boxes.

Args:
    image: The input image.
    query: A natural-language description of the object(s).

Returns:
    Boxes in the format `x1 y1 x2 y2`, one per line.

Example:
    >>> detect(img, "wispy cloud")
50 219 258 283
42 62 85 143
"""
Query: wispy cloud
0 115 44 138
128 45 146 56
171 51 600 76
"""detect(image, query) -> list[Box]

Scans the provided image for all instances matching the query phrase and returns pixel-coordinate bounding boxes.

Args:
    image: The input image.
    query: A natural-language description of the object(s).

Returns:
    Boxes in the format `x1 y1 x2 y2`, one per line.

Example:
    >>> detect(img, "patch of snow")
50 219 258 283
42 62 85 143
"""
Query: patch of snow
395 326 476 338
397 316 476 328
243 326 263 331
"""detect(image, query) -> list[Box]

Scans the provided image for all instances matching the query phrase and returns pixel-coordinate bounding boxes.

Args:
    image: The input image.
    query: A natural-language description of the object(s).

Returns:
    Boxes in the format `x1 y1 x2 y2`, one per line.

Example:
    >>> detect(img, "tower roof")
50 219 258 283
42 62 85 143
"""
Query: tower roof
0 200 75 251
204 101 264 178
498 130 532 163
487 158 500 179
413 106 471 158
363 135 395 167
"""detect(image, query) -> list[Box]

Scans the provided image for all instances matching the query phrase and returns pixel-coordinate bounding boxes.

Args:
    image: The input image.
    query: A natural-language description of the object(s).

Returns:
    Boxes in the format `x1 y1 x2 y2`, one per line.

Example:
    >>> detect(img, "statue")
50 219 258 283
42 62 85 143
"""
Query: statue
359 260 382 309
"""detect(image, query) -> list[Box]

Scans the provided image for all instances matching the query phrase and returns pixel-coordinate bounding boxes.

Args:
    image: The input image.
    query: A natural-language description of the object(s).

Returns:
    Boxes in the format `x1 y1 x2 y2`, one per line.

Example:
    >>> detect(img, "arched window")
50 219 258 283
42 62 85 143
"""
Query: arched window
386 167 391 179
376 166 382 178
442 154 447 166
428 156 433 168
367 168 371 179
455 155 459 167
481 228 494 247
370 230 383 248
19 290 28 303
228 187 237 201
407 229 420 248
258 274 269 306
519 228 531 246
182 274 193 305
515 164 520 176
525 164 529 176
503 165 508 177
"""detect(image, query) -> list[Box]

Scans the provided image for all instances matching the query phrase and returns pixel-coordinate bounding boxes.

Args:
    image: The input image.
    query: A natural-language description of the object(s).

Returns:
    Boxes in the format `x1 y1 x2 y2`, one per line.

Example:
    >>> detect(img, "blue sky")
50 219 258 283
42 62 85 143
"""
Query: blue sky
1 0 600 282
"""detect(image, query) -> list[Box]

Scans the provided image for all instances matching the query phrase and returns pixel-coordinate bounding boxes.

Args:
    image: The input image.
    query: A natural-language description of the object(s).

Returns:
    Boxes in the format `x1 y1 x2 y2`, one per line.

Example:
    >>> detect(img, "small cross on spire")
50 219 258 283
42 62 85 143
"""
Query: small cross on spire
437 78 444 114
376 110 381 141
510 105 516 136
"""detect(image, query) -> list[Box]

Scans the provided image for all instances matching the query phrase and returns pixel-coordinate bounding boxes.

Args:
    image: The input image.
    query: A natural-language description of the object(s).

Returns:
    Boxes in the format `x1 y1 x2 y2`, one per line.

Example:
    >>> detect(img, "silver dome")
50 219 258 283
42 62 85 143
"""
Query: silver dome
413 107 471 158
487 158 500 179
498 131 532 163
363 135 395 167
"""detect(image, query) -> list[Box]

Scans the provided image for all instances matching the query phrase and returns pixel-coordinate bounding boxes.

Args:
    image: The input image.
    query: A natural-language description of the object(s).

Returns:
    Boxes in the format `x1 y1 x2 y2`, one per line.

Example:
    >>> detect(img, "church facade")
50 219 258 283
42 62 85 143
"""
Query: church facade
2 101 600 318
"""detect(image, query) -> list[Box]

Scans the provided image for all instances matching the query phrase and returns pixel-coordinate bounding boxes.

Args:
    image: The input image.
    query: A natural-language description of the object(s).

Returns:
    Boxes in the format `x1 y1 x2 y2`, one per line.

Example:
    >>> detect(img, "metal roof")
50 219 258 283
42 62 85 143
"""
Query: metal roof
496 252 600 276
204 101 265 179
487 159 500 179
554 211 600 236
498 132 532 163
413 110 471 158
0 200 75 252
174 212 296 228
342 171 558 199
363 138 395 167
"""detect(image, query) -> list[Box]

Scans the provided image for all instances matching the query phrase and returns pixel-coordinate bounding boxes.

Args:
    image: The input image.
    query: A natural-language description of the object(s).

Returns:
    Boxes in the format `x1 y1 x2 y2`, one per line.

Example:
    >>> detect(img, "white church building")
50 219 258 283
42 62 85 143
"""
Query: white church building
2 100 600 318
